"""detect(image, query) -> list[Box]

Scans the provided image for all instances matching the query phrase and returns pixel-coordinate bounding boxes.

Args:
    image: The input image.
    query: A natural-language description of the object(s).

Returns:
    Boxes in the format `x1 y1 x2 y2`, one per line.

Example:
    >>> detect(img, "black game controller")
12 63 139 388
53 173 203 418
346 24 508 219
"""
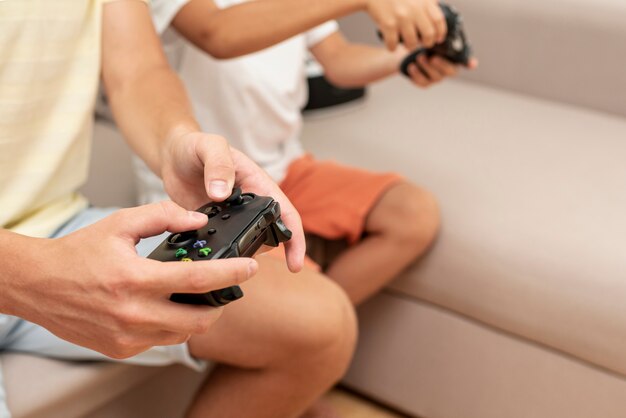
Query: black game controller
377 3 472 76
147 188 292 306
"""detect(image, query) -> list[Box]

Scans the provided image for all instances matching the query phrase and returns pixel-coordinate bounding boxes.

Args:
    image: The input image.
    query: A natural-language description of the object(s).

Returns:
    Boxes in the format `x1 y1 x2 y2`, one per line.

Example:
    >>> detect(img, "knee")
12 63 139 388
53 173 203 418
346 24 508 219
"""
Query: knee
384 183 441 253
311 282 358 379
405 185 441 248
275 277 357 379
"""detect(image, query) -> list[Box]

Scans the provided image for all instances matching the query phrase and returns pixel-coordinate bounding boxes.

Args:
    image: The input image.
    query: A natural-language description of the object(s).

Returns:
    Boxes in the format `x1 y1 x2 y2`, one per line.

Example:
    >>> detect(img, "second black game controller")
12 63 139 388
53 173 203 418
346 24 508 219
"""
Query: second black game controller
147 188 292 306
377 3 473 76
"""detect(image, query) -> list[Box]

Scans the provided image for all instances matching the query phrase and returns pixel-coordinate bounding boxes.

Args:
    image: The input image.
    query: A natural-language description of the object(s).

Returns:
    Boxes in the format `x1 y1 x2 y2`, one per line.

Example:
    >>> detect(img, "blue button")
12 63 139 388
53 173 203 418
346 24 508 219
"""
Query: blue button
193 240 207 249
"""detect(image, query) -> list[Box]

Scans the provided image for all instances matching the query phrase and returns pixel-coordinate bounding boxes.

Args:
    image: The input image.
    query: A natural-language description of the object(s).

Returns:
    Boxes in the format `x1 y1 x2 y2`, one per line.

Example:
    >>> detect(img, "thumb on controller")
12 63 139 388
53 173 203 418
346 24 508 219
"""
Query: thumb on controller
111 201 208 241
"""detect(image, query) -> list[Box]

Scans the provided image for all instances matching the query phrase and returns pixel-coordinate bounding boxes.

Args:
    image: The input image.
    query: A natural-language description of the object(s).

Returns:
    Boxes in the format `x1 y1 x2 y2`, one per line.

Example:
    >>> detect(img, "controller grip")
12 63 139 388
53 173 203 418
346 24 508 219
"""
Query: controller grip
400 48 429 78
375 30 436 78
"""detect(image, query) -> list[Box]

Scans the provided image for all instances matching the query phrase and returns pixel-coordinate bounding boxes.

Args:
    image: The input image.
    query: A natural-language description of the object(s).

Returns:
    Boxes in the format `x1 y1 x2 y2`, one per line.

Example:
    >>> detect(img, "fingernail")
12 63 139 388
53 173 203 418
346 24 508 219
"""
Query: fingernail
188 211 206 221
248 260 258 277
210 180 228 198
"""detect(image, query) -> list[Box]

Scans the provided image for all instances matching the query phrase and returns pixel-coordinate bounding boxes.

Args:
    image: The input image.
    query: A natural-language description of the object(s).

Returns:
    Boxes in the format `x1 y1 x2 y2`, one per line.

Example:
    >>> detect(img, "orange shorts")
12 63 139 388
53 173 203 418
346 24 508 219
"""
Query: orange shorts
263 155 403 271
280 154 403 244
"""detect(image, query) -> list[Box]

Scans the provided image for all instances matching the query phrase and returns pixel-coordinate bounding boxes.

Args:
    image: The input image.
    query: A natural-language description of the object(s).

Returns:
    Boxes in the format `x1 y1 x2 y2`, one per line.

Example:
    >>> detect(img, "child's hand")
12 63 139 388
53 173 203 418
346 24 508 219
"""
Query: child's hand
365 0 446 52
406 54 478 88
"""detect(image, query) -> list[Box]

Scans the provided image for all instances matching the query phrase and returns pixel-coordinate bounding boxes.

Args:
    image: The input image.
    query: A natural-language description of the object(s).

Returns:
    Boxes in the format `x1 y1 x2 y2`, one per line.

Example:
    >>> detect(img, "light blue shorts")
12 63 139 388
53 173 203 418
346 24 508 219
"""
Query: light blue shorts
0 207 206 418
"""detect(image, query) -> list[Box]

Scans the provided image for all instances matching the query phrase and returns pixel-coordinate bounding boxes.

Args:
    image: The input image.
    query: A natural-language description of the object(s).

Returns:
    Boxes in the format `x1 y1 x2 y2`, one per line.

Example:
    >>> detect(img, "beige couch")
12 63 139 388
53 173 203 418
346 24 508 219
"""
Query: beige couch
4 0 626 416
330 0 626 416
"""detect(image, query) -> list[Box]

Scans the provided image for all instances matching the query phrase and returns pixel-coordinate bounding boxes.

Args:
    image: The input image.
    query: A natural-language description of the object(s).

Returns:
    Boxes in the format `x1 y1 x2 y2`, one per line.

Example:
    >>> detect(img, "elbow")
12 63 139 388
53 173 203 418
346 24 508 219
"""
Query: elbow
195 31 231 59
193 25 247 59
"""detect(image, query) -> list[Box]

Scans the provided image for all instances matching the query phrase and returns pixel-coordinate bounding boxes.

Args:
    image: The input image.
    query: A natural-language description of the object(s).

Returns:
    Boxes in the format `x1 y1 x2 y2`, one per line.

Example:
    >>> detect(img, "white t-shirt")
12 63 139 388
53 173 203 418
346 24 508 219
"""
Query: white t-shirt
136 0 338 204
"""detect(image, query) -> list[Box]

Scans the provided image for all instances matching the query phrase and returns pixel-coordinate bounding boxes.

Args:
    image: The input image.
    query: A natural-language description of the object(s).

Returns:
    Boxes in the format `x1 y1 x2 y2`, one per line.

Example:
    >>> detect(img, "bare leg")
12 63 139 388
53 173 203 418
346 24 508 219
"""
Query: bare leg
185 256 357 418
326 182 440 305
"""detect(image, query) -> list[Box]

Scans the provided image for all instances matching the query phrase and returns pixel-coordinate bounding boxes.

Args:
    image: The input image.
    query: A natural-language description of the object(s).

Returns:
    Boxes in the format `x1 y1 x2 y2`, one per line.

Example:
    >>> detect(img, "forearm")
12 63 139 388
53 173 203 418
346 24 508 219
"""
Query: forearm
173 0 365 59
325 44 405 87
313 34 408 88
105 66 199 176
0 230 42 317
102 1 200 176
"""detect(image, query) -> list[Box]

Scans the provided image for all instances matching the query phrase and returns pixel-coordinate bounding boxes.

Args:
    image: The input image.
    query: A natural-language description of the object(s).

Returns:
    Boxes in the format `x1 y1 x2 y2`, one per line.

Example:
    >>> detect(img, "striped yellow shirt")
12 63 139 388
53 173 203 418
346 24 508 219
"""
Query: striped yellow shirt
0 0 144 237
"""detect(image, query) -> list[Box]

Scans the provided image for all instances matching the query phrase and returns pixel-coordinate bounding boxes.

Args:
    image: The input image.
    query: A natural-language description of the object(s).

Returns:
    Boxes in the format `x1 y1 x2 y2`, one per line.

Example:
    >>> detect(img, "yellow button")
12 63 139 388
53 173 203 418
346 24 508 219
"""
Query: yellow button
181 258 193 262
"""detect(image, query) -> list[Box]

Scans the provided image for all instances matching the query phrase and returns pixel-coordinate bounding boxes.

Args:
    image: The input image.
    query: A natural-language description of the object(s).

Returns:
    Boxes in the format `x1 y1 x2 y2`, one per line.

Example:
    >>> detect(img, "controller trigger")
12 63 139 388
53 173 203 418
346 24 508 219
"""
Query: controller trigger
274 218 292 242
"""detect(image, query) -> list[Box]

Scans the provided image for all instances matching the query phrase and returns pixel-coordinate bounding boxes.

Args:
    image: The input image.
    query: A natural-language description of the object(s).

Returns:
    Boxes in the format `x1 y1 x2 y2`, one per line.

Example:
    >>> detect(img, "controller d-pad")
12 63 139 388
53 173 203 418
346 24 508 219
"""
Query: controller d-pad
167 230 197 248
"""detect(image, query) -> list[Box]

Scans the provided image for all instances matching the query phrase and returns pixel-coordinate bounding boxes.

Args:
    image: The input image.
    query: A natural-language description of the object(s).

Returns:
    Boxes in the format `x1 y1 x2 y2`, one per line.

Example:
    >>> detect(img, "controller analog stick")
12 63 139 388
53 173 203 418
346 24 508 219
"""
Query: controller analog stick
167 230 198 248
226 188 244 206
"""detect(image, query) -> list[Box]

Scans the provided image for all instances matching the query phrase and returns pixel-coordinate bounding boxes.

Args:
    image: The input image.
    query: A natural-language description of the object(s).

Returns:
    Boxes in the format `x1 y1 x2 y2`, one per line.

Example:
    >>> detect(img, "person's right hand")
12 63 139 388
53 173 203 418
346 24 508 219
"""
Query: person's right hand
5 201 256 359
365 0 447 52
160 130 306 273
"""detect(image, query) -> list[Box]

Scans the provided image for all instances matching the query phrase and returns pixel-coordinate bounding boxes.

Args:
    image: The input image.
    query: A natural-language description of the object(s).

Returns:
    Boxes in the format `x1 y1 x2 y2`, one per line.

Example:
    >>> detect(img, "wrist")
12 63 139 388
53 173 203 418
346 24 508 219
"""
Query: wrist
163 123 200 153
389 45 409 74
0 231 45 317
160 123 201 174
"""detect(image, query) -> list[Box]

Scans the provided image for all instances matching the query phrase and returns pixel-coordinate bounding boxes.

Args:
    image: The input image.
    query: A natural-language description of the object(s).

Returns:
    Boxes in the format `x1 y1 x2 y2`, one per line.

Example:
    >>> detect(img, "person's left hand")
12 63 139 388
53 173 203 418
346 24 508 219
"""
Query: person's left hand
406 54 478 88
160 130 305 273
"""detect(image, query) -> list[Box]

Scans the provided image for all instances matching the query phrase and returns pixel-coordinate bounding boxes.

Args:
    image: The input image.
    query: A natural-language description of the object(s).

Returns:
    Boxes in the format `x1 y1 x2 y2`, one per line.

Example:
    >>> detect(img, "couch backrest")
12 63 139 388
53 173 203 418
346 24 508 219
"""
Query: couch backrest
338 0 626 118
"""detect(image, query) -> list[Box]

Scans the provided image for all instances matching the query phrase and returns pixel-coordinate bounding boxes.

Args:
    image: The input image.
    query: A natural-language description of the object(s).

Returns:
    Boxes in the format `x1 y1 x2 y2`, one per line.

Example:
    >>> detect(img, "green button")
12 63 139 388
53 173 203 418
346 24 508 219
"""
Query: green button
175 248 188 258
198 247 212 257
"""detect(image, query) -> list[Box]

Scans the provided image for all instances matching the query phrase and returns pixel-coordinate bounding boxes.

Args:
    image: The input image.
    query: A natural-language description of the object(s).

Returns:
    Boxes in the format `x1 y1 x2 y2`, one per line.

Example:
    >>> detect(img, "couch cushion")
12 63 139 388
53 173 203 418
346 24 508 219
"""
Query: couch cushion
301 77 626 376
344 293 626 418
3 354 162 418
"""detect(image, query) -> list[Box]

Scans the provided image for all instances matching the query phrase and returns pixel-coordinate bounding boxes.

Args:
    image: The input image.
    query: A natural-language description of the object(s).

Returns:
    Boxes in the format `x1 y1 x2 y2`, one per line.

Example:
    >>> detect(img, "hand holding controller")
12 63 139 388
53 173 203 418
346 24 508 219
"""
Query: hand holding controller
401 3 472 77
377 3 473 76
148 188 292 306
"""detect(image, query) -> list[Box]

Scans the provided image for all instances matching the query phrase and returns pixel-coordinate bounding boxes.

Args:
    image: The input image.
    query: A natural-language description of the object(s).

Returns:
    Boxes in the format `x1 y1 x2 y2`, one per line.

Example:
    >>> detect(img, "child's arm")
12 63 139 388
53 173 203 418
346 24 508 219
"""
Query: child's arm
170 0 445 59
310 31 478 88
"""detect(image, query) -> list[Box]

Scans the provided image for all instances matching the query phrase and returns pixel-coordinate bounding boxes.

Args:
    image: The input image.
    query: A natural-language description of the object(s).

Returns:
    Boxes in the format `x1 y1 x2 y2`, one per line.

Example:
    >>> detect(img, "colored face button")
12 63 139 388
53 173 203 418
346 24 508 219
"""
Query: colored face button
175 248 188 258
181 258 193 262
198 247 212 258
193 240 207 249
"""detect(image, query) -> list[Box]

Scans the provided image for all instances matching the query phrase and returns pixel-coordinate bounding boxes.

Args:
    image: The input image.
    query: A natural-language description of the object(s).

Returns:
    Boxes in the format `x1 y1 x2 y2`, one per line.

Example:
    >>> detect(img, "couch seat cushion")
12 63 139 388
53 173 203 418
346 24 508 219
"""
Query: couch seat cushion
301 77 626 376
2 354 162 418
